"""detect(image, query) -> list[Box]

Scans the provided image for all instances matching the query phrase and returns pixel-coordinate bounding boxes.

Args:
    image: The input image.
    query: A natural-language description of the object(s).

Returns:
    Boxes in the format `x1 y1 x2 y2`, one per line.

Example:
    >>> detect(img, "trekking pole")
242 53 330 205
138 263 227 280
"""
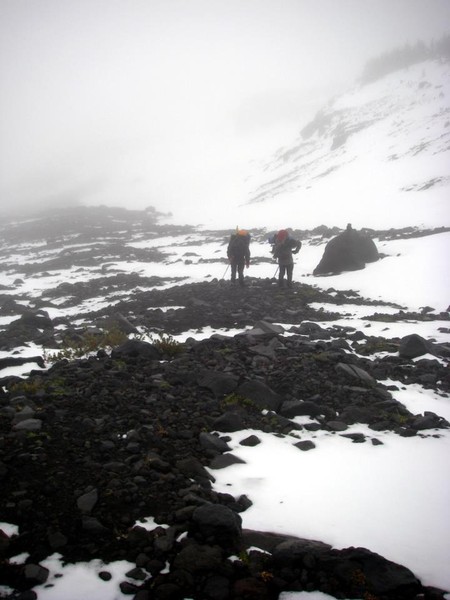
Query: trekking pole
221 264 230 280
273 266 279 279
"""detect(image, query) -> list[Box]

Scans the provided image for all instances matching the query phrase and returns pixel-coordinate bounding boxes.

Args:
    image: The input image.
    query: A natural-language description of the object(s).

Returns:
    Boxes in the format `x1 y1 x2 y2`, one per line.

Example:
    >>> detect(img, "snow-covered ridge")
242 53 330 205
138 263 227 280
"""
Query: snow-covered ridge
241 59 450 231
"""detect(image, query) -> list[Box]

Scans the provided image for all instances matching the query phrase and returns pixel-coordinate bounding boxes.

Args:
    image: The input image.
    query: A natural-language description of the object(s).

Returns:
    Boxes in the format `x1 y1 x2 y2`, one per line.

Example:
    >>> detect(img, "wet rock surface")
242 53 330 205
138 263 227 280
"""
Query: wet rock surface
0 280 449 598
0 208 449 598
313 225 379 275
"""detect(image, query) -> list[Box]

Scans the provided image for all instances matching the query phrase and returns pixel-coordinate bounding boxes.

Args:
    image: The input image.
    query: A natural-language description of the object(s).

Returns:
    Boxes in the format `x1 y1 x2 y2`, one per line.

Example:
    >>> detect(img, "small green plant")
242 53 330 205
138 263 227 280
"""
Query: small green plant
217 347 233 355
378 409 410 426
263 414 283 430
10 379 45 395
111 358 127 371
150 332 183 357
25 431 51 442
354 340 398 356
45 326 128 364
10 376 69 398
155 421 168 437
221 393 256 410
392 411 410 425
46 377 69 396
157 380 172 390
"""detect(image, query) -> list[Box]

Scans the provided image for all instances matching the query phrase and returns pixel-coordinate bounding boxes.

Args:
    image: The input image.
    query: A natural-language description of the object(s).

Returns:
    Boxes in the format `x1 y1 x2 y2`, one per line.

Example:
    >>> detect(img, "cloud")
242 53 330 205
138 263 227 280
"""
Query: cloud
1 0 449 220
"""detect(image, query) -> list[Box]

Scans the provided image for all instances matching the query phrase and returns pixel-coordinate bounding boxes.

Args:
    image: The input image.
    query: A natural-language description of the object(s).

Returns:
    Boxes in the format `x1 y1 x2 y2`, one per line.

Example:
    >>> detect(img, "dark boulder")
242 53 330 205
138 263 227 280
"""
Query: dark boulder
212 411 246 433
112 312 140 334
336 362 376 385
411 412 449 430
399 334 435 359
313 224 379 275
280 400 323 418
294 440 316 451
209 453 246 469
199 432 231 453
236 380 282 412
3 309 54 347
0 356 45 371
272 537 332 567
197 370 239 397
24 563 50 585
15 309 53 330
0 297 24 315
190 504 242 551
173 542 223 573
319 546 421 598
239 434 261 447
176 457 215 482
339 405 376 424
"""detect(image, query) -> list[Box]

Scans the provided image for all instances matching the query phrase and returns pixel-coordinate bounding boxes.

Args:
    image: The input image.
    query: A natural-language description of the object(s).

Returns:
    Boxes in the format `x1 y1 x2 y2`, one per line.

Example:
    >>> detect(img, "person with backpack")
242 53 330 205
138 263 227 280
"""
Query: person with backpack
227 229 250 286
271 229 302 288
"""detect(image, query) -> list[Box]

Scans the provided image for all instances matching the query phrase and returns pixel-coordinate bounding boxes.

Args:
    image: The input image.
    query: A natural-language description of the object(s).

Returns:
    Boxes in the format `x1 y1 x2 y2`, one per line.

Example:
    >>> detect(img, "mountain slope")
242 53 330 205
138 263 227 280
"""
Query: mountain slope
239 59 450 230
0 207 449 597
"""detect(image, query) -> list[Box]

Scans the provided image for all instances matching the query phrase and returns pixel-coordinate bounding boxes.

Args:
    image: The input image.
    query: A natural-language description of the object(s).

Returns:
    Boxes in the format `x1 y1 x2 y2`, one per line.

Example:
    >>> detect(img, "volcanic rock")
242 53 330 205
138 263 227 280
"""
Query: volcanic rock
313 224 379 275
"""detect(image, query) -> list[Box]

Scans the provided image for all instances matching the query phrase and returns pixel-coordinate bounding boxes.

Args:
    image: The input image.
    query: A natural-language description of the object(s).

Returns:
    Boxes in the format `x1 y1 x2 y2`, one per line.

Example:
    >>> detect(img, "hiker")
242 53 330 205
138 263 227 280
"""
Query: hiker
272 229 302 287
227 229 250 286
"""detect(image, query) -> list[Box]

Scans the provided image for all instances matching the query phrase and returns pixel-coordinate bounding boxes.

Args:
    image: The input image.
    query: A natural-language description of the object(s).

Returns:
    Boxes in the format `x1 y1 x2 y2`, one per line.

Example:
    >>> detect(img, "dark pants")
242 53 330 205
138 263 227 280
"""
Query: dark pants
231 260 245 285
278 263 294 287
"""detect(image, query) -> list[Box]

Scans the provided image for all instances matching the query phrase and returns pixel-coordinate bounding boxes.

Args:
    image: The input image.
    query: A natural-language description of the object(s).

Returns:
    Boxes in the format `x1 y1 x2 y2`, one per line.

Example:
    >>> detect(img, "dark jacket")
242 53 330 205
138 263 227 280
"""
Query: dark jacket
227 234 250 265
273 238 301 266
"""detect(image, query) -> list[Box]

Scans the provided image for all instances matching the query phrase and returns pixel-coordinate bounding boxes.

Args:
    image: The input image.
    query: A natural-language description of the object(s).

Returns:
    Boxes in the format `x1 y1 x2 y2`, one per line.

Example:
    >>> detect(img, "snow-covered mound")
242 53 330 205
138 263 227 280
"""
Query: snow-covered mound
238 59 450 231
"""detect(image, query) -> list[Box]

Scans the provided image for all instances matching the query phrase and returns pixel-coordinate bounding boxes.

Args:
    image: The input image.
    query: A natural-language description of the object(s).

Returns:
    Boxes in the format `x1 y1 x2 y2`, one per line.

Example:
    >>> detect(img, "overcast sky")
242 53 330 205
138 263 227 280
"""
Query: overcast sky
1 0 449 223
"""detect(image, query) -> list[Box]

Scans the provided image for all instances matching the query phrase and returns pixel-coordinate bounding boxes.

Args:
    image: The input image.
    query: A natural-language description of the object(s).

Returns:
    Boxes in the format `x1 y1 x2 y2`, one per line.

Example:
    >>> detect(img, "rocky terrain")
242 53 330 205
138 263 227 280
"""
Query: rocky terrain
0 207 449 599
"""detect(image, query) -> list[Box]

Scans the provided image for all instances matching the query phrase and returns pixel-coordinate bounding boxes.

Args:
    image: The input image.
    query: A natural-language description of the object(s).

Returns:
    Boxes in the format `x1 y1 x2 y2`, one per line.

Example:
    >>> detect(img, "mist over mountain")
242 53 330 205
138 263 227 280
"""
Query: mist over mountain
1 6 450 597
2 53 449 233
235 56 450 232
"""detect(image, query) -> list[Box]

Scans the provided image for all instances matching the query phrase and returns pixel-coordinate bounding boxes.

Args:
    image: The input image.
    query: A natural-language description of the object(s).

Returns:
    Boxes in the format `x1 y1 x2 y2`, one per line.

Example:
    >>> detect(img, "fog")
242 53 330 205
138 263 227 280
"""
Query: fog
1 0 449 224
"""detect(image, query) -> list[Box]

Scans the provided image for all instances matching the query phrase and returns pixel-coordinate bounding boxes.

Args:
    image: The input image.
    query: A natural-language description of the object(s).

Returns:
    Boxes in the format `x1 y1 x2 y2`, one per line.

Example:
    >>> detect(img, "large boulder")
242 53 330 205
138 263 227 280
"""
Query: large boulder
236 380 282 412
399 334 435 359
3 309 55 348
190 504 242 551
318 546 421 598
313 224 379 275
197 370 239 397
